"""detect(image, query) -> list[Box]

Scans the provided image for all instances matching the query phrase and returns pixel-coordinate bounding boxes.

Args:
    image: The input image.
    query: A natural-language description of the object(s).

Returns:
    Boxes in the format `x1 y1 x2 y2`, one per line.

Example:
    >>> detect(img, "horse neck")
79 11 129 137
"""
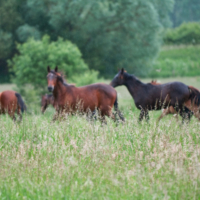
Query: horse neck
53 80 70 99
124 75 145 99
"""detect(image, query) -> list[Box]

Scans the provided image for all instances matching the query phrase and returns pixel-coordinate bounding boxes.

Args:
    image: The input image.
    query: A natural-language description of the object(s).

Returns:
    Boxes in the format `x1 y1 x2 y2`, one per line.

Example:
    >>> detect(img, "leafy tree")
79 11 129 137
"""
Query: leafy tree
171 0 200 27
8 35 98 101
1 0 175 81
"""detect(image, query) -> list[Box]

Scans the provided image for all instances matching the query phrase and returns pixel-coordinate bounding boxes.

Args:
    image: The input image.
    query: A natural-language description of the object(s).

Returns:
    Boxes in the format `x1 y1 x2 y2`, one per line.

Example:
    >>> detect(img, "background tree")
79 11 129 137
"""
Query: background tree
171 0 200 27
9 35 99 102
1 0 174 81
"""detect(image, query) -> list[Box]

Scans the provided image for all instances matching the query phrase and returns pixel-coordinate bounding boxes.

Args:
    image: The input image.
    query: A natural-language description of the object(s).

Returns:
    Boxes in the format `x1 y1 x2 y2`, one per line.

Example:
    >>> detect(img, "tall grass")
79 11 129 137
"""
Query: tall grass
0 103 200 199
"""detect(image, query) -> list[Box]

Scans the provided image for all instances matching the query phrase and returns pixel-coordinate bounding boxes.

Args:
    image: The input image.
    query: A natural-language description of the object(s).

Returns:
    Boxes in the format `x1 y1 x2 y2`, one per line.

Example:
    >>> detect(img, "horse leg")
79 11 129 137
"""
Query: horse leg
157 108 170 122
139 109 145 122
145 110 149 122
180 107 192 124
113 100 125 122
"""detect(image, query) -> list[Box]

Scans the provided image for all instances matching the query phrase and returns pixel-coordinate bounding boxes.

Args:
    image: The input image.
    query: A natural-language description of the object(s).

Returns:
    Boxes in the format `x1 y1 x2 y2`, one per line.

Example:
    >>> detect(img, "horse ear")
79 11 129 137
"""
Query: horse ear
121 68 124 74
47 66 50 72
55 66 58 72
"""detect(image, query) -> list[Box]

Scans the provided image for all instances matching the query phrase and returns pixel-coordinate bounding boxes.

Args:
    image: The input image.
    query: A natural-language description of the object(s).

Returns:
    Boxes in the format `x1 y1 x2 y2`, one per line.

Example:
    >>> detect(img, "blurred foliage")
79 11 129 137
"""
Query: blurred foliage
0 0 174 82
164 22 200 45
0 30 13 60
171 0 200 27
8 35 98 102
149 45 200 77
16 24 41 42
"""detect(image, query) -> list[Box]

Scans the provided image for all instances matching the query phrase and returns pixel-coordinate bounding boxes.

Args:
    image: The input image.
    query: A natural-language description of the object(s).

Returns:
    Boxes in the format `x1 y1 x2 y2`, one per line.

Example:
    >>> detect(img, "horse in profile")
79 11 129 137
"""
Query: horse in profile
110 68 200 123
151 80 200 121
0 90 26 121
46 66 124 122
41 94 54 114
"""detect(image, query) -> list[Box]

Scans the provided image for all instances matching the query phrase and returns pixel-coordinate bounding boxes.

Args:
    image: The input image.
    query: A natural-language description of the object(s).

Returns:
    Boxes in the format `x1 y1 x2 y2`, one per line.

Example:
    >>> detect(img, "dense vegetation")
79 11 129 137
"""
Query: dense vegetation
8 35 99 102
164 22 200 45
171 0 200 27
0 0 174 81
149 45 200 78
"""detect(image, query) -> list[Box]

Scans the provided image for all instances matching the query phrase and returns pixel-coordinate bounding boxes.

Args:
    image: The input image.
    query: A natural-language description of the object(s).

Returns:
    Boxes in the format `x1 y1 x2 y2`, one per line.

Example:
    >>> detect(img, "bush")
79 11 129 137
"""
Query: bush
8 35 99 103
164 22 200 45
149 45 200 78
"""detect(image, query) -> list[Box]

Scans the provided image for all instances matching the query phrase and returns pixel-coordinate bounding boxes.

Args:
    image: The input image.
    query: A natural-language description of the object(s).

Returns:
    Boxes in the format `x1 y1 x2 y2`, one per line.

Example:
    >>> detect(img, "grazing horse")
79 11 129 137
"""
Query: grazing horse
151 80 200 121
110 68 200 123
0 90 26 121
41 94 54 114
46 66 124 122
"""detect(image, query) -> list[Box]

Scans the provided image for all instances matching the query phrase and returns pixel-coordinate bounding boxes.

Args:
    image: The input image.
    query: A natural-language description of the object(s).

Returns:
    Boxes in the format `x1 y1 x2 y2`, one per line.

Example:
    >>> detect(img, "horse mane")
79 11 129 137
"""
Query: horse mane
150 80 161 85
50 70 70 87
125 73 144 85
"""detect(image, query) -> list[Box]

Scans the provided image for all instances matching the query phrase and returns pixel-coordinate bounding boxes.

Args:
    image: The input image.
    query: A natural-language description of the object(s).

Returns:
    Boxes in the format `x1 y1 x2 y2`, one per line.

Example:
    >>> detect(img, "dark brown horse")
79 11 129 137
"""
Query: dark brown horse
41 94 54 114
47 66 124 122
151 80 200 121
0 90 26 121
110 68 200 122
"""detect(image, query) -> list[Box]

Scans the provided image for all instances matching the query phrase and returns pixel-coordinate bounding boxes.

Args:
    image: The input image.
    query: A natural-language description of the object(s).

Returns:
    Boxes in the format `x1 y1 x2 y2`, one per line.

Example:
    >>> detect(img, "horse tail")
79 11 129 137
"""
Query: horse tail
15 93 27 113
188 86 200 106
114 96 118 112
114 96 125 122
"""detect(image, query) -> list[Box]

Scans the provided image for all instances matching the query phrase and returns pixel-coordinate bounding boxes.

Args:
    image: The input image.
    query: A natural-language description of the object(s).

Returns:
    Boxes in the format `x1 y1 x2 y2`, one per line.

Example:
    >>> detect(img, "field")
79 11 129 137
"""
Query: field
0 77 200 199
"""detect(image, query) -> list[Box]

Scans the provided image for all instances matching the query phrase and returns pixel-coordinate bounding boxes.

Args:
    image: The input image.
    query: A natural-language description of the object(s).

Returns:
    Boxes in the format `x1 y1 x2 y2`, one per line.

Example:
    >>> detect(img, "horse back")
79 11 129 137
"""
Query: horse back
0 90 18 111
73 83 117 109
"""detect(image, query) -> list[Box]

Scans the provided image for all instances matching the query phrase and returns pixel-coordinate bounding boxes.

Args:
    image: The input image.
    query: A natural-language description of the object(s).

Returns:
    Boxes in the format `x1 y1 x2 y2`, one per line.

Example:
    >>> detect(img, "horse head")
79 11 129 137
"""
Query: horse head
47 66 63 92
110 68 126 87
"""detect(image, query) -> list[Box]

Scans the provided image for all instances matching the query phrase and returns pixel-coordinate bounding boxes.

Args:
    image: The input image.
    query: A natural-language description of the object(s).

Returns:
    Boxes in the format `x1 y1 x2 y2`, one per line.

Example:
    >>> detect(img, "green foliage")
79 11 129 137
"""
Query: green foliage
171 0 200 27
8 35 97 102
1 0 174 80
16 24 41 42
71 70 101 87
149 45 200 77
0 30 13 59
164 22 200 45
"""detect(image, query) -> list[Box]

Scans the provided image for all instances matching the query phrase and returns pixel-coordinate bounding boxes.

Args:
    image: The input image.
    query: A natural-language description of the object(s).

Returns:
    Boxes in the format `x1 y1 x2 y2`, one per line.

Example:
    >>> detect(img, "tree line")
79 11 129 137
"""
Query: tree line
1 0 198 82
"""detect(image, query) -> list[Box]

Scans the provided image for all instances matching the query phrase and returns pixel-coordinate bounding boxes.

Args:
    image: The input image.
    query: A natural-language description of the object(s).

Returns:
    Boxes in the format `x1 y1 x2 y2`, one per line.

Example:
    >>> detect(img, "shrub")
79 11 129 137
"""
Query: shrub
164 22 200 45
8 35 99 103
149 45 200 78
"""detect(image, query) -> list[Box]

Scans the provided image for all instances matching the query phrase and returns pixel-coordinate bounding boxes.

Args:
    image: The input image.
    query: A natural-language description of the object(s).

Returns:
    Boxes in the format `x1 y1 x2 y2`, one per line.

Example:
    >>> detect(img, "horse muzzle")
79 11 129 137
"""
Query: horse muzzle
48 86 54 92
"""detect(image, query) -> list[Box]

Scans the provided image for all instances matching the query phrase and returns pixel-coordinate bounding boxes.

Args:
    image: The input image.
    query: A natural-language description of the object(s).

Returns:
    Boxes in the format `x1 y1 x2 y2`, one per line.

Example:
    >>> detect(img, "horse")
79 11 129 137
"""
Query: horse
46 66 124 123
41 94 54 114
110 68 200 123
0 90 26 121
151 80 200 121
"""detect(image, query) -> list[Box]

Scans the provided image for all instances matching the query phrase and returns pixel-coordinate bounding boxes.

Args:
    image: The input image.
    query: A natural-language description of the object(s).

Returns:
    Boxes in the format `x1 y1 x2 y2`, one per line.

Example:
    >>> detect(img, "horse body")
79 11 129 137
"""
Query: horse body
151 80 200 121
47 66 124 122
53 81 117 116
41 94 54 113
0 90 26 121
110 69 200 122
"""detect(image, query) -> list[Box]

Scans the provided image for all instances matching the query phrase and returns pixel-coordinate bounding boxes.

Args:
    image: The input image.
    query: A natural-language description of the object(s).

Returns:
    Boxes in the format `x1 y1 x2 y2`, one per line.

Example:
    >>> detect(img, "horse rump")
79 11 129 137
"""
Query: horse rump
15 93 27 113
188 86 200 106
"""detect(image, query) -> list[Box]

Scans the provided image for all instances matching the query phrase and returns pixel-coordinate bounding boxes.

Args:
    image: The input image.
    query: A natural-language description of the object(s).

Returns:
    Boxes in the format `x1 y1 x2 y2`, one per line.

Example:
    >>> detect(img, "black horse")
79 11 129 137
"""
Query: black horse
110 68 200 122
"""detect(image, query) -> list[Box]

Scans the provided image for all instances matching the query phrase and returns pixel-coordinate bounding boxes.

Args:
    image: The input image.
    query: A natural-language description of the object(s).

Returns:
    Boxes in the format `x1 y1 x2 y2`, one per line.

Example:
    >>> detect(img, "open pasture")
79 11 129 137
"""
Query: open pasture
0 77 200 199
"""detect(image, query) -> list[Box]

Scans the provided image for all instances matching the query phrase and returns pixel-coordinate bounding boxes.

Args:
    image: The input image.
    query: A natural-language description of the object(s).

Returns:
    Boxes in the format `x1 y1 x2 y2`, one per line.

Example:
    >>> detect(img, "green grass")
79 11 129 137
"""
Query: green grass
1 79 200 199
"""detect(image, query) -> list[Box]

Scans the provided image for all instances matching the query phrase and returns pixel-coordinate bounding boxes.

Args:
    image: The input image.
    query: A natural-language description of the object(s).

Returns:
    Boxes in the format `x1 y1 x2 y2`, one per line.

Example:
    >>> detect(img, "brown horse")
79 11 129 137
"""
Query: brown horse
151 80 200 121
0 90 26 121
47 66 124 122
41 94 54 114
110 68 200 123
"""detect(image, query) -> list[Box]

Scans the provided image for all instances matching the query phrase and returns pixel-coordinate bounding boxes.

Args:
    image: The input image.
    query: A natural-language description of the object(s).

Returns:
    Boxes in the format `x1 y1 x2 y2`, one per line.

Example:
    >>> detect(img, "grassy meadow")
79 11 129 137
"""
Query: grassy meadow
0 77 200 199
